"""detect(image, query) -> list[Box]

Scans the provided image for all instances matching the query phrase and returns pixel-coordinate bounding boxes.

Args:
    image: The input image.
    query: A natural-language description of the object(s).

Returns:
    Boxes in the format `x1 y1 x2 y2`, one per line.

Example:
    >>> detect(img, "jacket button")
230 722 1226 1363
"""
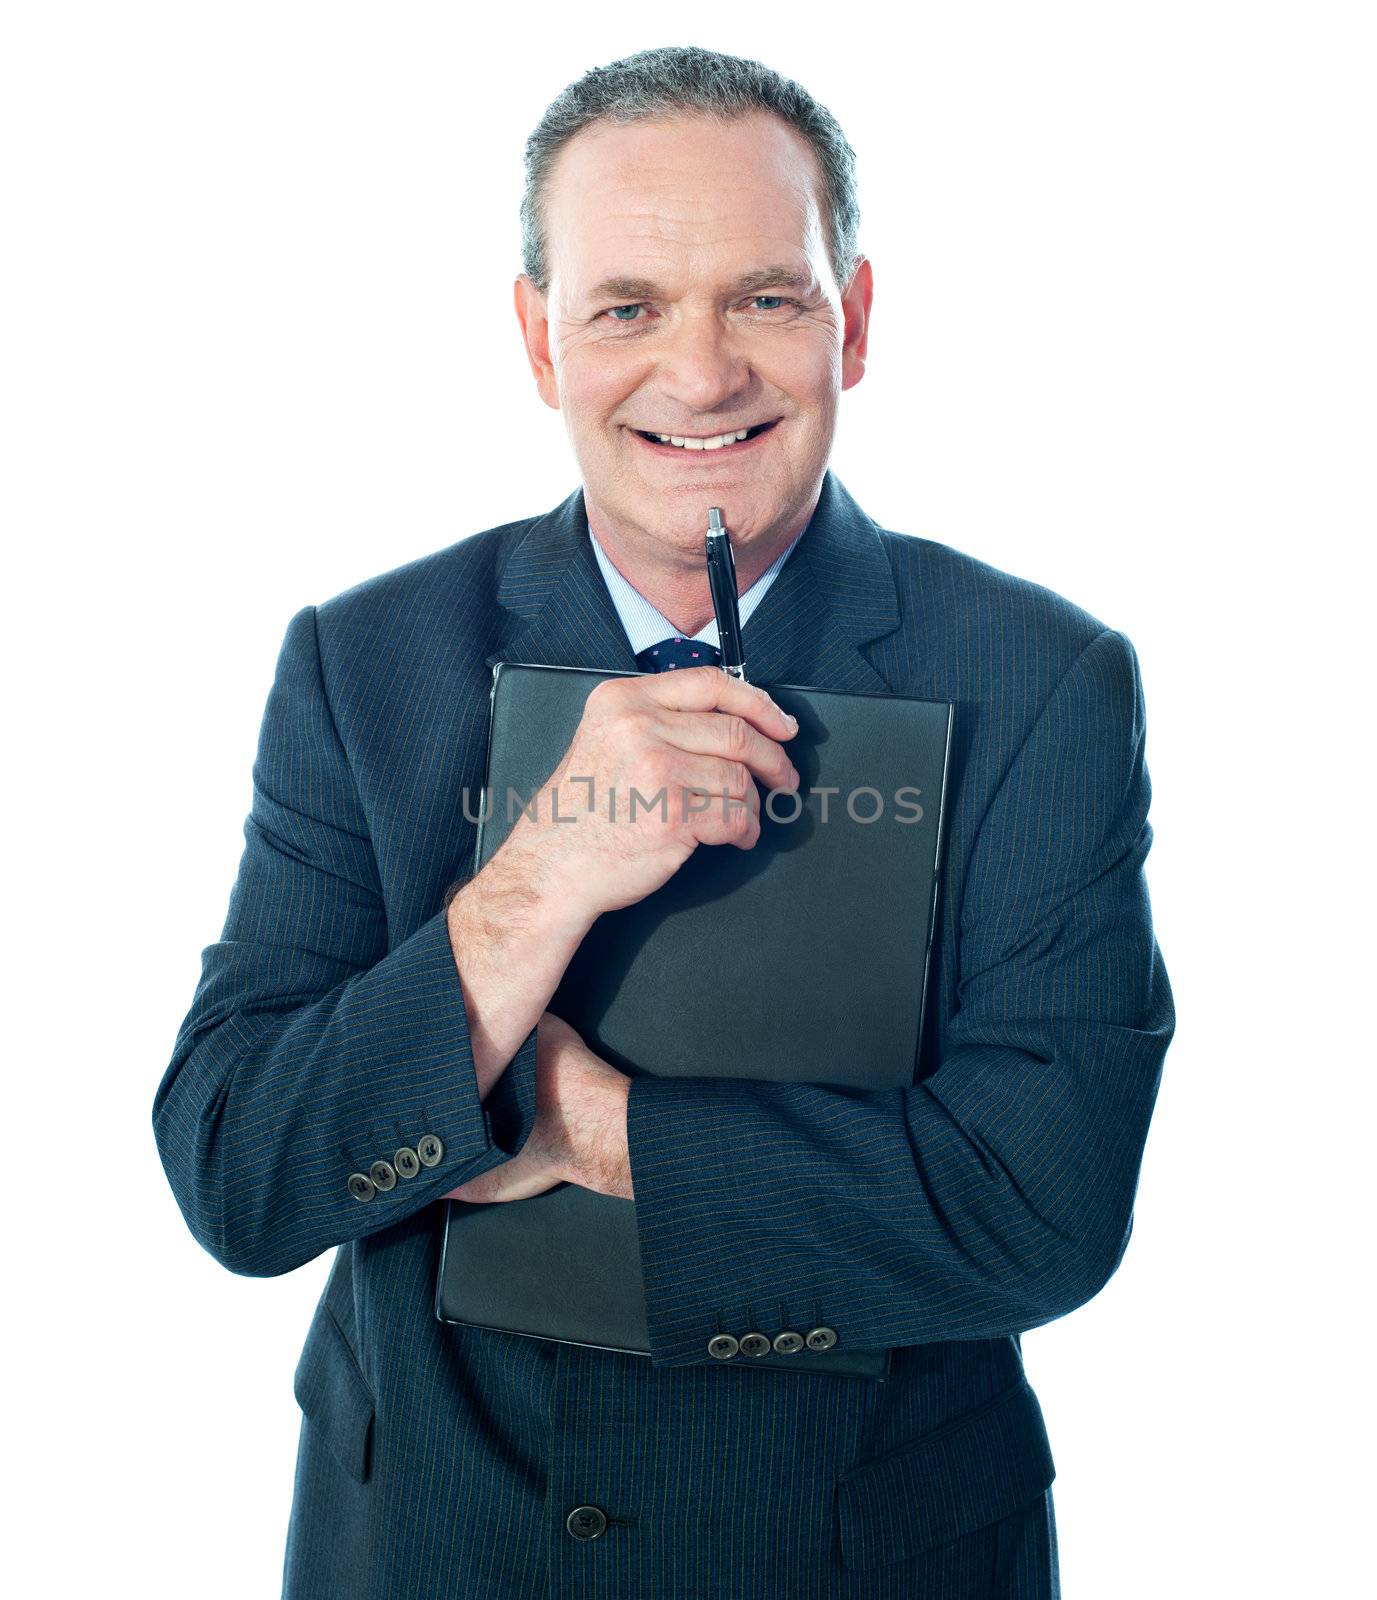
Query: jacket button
772 1330 805 1354
566 1505 608 1540
738 1332 772 1357
806 1325 838 1350
347 1172 376 1202
393 1147 420 1179
707 1334 739 1360
369 1159 397 1191
416 1134 445 1167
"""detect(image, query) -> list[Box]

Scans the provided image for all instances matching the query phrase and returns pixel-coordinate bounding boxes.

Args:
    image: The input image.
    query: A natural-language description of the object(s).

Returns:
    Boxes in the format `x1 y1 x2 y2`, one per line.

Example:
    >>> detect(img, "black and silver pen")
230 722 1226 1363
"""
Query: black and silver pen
705 506 748 682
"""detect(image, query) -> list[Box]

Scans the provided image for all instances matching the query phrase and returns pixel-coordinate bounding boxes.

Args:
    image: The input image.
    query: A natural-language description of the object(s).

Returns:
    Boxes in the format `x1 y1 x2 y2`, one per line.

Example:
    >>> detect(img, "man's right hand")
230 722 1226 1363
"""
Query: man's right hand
493 665 801 925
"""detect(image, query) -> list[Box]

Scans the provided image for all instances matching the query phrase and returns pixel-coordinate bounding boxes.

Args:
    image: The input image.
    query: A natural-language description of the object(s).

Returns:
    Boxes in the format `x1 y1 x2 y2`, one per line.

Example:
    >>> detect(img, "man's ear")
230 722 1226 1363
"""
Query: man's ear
513 274 560 411
839 255 873 393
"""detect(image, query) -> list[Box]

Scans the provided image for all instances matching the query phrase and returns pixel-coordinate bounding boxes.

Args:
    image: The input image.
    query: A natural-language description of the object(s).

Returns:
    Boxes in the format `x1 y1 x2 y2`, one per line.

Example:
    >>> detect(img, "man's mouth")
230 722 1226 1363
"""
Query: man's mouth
629 418 781 455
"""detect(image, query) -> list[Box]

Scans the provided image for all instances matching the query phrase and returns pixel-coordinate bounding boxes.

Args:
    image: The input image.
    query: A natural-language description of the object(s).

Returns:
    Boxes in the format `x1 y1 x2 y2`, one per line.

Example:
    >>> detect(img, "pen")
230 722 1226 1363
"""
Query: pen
705 506 748 682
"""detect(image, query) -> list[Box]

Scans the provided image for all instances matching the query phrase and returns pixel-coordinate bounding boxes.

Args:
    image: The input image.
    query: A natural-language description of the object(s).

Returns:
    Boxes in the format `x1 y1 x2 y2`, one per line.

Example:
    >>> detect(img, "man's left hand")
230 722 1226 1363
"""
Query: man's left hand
441 1012 634 1205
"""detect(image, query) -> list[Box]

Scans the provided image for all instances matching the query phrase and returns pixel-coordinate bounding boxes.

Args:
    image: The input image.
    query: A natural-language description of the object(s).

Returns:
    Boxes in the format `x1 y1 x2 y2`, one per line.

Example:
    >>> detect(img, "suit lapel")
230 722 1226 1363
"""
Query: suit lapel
485 468 903 695
483 488 643 677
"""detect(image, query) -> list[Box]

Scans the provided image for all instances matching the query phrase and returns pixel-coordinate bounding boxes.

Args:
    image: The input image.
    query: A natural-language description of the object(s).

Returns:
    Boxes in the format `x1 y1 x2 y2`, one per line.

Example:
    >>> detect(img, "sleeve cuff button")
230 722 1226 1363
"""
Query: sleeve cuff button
416 1134 444 1167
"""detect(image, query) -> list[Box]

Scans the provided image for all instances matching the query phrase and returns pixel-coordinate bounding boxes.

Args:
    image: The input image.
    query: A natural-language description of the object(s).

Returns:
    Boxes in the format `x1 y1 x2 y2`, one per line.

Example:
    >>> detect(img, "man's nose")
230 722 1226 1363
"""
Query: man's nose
652 312 752 413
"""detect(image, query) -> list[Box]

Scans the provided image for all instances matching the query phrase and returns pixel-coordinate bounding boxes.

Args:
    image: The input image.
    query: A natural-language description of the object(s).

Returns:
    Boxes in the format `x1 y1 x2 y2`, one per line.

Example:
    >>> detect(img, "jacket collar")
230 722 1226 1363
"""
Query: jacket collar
485 468 903 695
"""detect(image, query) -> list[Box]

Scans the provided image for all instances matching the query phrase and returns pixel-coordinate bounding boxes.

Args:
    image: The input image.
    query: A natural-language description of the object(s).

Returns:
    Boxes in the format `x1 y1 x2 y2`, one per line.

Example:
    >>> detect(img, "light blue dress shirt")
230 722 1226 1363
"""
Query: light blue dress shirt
588 521 803 656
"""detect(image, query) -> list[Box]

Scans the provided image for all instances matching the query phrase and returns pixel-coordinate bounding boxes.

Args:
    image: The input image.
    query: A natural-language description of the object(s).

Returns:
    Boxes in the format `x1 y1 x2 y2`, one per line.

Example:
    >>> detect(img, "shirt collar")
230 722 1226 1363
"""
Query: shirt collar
588 523 803 657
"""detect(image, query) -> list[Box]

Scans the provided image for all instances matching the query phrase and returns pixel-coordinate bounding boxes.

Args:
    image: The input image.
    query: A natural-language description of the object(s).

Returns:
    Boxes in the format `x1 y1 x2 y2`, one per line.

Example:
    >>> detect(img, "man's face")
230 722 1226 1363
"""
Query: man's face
514 110 872 567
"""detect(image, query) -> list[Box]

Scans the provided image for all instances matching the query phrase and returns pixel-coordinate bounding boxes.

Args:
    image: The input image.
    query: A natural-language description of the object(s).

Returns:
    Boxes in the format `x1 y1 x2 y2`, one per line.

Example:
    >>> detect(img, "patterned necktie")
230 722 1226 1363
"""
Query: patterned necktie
634 635 723 672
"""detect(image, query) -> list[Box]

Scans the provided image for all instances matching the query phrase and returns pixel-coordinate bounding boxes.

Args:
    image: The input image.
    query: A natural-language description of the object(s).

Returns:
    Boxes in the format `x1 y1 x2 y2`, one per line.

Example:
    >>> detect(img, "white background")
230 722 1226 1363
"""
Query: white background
5 3 1373 1594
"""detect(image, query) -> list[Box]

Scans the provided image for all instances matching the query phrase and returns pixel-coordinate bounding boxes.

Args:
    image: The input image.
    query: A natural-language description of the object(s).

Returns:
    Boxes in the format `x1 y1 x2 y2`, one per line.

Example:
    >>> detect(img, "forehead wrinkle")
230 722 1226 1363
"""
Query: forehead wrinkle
588 207 813 253
566 217 824 309
548 138 826 307
547 109 827 236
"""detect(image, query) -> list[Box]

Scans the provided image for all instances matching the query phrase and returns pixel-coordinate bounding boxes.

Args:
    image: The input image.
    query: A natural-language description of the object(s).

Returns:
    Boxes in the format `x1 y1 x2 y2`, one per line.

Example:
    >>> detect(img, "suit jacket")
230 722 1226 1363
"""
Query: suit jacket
152 468 1173 1599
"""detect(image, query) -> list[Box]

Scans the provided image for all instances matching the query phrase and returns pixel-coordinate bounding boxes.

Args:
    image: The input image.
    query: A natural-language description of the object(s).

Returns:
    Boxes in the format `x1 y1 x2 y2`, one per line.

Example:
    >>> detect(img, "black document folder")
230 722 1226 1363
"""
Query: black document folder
437 663 954 1382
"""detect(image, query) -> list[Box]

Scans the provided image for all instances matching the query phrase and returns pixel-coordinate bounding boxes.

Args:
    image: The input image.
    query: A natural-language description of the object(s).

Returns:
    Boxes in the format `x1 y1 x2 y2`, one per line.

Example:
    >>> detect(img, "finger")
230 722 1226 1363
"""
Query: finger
665 755 764 846
617 749 762 817
649 708 799 795
444 1158 562 1205
625 664 798 742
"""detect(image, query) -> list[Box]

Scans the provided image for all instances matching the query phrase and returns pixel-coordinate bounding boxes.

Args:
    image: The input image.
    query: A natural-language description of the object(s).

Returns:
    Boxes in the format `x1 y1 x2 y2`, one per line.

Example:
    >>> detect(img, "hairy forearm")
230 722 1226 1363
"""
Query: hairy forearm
578 1073 634 1200
445 835 594 1099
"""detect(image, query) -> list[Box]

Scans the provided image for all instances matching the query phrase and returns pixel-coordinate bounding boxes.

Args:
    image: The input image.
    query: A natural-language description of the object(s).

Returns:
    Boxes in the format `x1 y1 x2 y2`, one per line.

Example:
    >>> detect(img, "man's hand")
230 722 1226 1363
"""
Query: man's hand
444 670 794 1206
441 1012 634 1204
494 665 800 929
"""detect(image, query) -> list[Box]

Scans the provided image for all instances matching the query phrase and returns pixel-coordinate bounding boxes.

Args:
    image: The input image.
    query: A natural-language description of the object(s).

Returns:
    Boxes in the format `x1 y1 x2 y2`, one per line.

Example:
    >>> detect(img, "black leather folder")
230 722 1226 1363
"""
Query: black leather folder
436 663 954 1382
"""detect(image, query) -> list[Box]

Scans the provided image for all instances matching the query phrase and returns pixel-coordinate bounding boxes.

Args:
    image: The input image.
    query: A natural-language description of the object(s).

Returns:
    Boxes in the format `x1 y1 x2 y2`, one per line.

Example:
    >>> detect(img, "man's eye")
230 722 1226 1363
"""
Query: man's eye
600 295 795 326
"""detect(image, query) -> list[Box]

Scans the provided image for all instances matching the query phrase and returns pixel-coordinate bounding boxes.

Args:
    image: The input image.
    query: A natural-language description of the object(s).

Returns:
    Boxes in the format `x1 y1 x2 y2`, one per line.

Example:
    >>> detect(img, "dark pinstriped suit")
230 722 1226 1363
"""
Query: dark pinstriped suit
153 468 1173 1597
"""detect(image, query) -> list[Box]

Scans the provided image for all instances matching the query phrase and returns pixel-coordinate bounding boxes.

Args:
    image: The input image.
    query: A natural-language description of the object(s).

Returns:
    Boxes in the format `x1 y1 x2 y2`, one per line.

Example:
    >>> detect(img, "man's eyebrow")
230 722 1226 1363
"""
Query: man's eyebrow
582 266 818 305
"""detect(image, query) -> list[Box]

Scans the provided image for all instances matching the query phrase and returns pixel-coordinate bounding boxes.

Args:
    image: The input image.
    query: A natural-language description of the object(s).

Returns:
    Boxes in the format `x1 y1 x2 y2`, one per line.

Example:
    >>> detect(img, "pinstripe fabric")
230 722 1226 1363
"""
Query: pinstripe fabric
153 468 1172 1598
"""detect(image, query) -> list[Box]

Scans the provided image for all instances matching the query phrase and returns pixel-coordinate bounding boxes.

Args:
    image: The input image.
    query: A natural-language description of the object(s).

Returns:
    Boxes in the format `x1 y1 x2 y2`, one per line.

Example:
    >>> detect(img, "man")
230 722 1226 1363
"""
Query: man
153 44 1173 1600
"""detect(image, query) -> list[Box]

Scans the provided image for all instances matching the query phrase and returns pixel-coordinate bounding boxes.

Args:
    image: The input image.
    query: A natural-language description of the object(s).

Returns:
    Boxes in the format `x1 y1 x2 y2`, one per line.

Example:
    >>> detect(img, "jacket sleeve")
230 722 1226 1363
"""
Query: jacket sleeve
623 625 1175 1367
152 604 540 1277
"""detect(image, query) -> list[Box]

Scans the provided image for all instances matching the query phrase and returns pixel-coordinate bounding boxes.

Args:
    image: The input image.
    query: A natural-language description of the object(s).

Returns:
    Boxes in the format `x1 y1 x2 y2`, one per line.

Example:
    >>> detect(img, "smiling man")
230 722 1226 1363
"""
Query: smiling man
154 45 1173 1600
513 104 861 628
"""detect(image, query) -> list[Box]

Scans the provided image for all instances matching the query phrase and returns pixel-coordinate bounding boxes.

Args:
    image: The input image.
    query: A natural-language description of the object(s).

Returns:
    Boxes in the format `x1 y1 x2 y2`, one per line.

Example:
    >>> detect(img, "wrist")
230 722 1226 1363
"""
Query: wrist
495 823 601 937
565 1060 632 1199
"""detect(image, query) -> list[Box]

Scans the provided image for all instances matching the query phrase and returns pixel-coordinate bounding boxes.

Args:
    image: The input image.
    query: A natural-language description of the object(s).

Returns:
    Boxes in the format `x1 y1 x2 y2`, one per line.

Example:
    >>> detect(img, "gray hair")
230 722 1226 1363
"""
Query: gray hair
519 45 862 300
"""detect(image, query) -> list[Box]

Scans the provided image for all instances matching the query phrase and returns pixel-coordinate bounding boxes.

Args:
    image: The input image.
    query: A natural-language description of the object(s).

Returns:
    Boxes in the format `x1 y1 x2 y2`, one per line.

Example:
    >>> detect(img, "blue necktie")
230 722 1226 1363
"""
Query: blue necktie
635 635 723 672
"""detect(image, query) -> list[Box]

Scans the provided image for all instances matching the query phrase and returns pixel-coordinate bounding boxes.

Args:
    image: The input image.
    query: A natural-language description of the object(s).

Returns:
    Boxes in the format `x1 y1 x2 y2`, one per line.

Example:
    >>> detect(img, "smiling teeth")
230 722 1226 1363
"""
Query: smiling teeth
653 428 752 450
